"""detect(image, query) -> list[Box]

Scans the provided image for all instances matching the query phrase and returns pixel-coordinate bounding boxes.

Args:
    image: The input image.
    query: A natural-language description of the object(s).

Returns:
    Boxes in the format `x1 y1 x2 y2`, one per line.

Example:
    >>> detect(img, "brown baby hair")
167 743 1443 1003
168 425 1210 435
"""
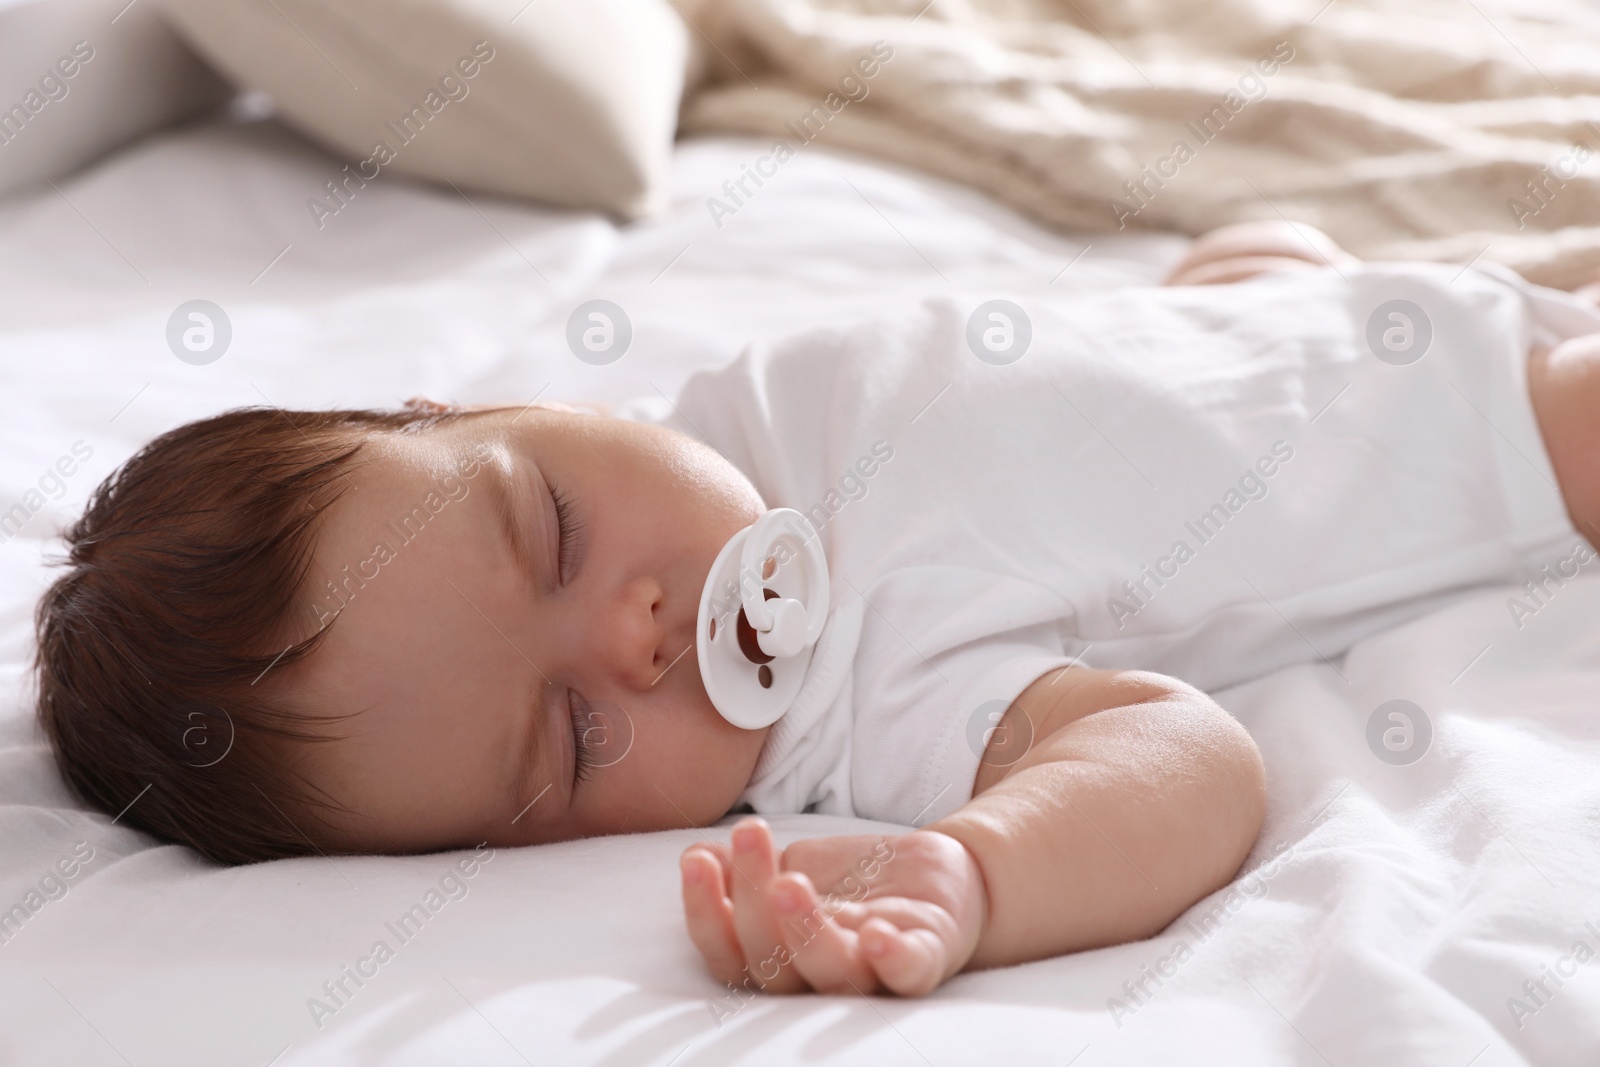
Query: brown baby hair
34 403 464 865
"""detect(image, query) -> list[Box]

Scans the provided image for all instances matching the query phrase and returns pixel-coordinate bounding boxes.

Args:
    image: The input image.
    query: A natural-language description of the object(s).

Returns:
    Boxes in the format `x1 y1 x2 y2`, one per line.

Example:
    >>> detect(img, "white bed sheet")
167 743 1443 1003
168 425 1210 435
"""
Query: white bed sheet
1 116 1597 1066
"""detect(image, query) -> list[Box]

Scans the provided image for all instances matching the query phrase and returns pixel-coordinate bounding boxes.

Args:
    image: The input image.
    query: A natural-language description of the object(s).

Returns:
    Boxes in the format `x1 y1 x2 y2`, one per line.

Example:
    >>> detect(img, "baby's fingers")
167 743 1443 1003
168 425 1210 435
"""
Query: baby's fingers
773 873 880 996
683 840 735 896
728 819 810 994
860 918 948 998
681 847 745 986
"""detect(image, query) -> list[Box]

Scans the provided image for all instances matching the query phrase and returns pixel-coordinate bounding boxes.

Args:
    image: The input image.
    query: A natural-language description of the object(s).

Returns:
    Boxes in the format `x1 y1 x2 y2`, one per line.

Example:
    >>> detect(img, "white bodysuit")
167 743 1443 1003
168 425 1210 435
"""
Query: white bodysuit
612 263 1599 828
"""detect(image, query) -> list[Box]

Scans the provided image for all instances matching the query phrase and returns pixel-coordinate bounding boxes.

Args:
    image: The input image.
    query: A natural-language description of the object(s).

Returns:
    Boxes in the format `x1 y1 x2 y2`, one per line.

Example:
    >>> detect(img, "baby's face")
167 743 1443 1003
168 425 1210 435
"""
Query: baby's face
285 405 770 853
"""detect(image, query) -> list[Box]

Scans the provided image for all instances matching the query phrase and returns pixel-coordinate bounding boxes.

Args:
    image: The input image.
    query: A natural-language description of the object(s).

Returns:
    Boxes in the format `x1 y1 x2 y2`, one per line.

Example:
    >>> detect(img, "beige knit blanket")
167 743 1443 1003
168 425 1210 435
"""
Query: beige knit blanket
679 0 1600 289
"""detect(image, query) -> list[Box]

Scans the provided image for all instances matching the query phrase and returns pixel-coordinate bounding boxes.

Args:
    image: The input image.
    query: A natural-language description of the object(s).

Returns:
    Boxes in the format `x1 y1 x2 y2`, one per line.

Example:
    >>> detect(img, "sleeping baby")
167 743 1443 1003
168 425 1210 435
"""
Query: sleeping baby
33 222 1600 998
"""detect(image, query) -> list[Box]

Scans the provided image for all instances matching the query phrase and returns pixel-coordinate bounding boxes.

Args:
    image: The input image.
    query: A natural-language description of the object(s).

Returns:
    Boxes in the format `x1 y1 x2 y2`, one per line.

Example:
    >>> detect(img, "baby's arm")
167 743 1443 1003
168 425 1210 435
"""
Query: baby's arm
679 666 1266 994
924 666 1266 970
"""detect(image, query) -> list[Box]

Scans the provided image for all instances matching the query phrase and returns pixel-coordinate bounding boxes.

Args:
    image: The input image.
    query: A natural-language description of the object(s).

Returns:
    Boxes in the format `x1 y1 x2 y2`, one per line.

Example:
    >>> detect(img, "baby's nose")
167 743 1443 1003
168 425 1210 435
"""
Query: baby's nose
601 575 684 690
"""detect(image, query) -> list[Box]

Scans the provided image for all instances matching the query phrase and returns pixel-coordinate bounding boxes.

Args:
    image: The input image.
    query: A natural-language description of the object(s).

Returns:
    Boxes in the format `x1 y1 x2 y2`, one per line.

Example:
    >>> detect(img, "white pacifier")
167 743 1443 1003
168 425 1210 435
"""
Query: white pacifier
696 507 830 730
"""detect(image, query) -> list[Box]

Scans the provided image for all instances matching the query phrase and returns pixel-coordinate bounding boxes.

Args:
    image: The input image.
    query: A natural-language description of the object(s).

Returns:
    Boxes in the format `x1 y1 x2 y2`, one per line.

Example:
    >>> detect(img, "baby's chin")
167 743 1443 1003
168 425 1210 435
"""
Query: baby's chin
643 687 768 831
699 694 770 800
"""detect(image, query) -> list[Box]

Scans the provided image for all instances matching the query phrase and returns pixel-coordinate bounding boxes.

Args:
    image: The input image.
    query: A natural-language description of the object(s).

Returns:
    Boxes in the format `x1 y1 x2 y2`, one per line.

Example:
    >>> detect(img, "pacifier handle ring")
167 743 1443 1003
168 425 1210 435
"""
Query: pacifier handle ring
738 509 829 646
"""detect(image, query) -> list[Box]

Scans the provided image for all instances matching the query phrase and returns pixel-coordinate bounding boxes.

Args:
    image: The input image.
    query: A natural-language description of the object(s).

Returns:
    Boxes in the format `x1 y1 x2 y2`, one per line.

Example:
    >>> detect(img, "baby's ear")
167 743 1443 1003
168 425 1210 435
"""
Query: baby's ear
402 397 459 416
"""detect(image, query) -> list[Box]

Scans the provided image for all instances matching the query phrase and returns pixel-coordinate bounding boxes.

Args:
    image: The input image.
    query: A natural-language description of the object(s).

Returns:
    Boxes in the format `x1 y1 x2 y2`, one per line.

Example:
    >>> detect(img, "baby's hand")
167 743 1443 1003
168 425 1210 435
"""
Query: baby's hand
679 816 987 997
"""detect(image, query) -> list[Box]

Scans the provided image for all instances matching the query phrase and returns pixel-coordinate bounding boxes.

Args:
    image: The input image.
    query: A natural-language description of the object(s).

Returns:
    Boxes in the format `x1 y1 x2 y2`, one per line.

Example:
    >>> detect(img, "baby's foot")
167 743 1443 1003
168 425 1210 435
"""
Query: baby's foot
1164 220 1359 286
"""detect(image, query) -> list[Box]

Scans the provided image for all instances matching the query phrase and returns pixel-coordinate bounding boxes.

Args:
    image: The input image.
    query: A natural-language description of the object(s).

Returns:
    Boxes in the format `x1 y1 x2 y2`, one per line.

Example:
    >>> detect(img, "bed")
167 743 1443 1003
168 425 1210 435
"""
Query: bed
2 106 1598 1066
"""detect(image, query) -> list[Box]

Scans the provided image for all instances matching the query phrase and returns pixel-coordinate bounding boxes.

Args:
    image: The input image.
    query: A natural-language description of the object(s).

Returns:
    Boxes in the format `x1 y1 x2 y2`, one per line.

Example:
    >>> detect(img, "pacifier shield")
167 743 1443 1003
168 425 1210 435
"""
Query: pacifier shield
696 509 829 730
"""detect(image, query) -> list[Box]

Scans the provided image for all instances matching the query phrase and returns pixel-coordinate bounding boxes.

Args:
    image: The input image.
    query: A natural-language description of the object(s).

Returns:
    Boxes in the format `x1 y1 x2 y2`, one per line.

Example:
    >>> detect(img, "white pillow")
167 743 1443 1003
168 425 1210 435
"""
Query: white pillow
0 0 229 198
153 0 691 220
